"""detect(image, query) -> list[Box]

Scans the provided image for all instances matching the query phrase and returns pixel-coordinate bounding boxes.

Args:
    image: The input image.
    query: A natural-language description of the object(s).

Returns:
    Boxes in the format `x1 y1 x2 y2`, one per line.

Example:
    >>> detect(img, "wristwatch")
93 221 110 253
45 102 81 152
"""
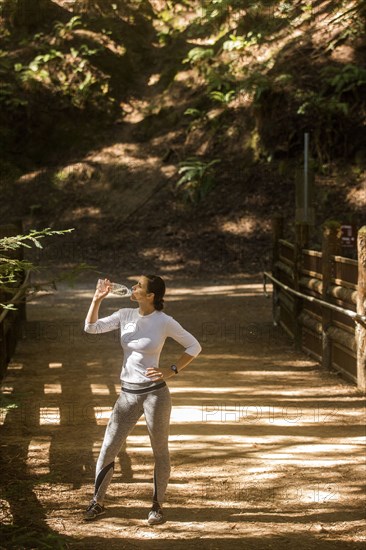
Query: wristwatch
170 364 179 375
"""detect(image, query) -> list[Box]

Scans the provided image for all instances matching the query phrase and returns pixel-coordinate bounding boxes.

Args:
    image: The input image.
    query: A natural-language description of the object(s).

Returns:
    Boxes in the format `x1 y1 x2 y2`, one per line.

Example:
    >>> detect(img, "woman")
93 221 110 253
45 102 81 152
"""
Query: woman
83 274 202 524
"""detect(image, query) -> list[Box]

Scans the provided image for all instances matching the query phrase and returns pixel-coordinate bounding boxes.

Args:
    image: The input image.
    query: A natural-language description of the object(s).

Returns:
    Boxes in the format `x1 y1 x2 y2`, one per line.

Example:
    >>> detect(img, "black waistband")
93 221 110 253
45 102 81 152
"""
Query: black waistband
121 381 167 394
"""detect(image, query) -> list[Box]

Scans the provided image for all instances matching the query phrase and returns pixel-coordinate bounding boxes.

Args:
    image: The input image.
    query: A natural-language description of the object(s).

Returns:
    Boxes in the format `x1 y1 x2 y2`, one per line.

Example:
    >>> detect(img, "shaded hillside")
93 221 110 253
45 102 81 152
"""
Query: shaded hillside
0 0 365 278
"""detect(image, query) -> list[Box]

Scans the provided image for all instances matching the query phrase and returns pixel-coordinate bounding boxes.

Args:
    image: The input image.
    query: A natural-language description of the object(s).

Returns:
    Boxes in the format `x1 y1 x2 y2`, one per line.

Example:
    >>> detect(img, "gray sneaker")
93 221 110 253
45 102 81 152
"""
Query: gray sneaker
84 500 105 521
147 507 164 525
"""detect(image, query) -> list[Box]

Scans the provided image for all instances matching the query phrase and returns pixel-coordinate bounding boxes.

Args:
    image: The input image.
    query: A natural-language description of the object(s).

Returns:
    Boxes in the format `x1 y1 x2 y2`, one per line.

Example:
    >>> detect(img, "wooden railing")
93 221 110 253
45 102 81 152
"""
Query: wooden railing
266 218 366 392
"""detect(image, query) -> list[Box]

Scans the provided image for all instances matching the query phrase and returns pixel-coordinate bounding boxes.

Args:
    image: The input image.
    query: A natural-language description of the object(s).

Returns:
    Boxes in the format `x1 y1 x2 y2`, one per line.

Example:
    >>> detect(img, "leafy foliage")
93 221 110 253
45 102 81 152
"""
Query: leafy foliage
0 227 74 309
176 157 221 204
209 89 236 104
179 0 366 163
1 0 365 178
223 31 263 51
0 13 113 114
13 43 108 109
183 107 209 131
54 15 83 38
321 64 366 96
184 46 215 65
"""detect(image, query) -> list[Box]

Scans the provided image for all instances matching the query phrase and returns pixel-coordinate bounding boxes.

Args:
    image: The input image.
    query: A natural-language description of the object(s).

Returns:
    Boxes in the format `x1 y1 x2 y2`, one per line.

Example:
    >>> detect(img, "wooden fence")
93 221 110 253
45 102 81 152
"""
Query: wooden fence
0 222 27 381
264 218 366 393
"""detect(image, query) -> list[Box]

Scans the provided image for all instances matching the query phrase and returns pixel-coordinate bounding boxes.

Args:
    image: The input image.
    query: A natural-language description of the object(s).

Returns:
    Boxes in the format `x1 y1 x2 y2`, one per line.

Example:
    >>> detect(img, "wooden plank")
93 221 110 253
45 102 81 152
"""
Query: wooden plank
303 249 322 257
299 276 322 295
331 310 355 332
322 222 342 373
332 343 357 384
332 255 358 288
278 239 295 250
279 245 295 265
278 289 295 312
301 250 323 278
302 327 322 361
327 325 357 352
356 226 366 391
274 260 294 280
328 284 357 305
299 311 322 333
279 306 295 339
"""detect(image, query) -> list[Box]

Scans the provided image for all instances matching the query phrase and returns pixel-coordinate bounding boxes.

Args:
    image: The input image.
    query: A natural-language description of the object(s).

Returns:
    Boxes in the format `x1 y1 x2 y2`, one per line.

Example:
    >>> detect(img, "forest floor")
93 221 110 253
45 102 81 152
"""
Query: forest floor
1 278 365 550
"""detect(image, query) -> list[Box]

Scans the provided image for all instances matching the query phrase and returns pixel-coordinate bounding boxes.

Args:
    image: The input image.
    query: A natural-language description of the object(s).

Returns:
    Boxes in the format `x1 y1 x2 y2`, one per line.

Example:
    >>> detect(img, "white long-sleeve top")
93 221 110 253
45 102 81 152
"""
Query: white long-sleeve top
84 308 202 385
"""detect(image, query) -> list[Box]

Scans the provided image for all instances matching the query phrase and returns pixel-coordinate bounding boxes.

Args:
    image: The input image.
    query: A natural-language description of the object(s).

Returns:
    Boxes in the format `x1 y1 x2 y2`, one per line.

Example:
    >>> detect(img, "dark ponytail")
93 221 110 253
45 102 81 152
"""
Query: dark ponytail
145 274 166 311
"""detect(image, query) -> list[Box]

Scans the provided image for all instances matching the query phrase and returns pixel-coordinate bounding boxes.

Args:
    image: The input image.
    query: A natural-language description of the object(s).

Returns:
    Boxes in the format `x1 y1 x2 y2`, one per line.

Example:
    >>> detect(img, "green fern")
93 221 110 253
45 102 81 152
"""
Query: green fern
184 47 214 64
209 89 236 104
176 158 221 204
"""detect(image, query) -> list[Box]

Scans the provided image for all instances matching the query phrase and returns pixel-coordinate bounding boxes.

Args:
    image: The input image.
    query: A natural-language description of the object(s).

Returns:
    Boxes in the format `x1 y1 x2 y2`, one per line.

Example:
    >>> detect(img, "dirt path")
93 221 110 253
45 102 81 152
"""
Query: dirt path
1 277 365 549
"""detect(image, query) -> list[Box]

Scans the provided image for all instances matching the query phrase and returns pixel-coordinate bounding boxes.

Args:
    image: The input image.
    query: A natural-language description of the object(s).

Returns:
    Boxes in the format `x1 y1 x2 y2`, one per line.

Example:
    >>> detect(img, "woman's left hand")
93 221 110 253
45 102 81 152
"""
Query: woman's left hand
145 366 173 381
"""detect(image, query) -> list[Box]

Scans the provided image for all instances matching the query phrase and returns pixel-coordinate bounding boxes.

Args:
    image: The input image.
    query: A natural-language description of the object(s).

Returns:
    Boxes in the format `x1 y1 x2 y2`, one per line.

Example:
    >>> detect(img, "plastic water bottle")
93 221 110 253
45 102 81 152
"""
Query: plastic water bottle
110 283 132 297
97 279 132 297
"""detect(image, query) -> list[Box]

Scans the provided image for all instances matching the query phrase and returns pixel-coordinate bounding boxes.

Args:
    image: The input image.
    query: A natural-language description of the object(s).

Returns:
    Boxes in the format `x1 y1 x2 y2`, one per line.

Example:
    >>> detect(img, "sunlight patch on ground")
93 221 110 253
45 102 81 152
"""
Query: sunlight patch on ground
93 406 113 424
124 435 151 452
90 383 111 396
142 248 183 268
191 354 244 361
0 384 13 394
225 369 318 377
170 406 206 423
0 499 13 525
148 73 160 86
0 408 8 425
6 363 23 370
170 384 349 399
220 216 269 237
71 206 101 218
169 385 235 393
258 442 365 463
168 283 264 296
44 383 62 394
118 99 158 124
16 169 44 184
39 407 61 425
154 396 364 425
346 184 366 208
85 142 161 168
27 436 52 475
49 362 63 369
261 359 316 367
93 441 102 455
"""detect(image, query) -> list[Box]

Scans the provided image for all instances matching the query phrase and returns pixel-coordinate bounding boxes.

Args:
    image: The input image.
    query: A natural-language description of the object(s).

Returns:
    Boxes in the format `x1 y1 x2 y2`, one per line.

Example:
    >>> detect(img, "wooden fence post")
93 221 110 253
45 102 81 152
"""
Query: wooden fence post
271 216 284 325
356 226 366 392
293 222 309 349
295 222 309 251
272 215 284 266
321 221 342 372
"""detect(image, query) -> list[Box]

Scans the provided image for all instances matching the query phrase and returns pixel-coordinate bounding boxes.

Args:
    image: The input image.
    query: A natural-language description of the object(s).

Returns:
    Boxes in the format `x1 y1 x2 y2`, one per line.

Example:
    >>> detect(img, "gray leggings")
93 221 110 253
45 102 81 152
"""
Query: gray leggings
94 384 172 505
